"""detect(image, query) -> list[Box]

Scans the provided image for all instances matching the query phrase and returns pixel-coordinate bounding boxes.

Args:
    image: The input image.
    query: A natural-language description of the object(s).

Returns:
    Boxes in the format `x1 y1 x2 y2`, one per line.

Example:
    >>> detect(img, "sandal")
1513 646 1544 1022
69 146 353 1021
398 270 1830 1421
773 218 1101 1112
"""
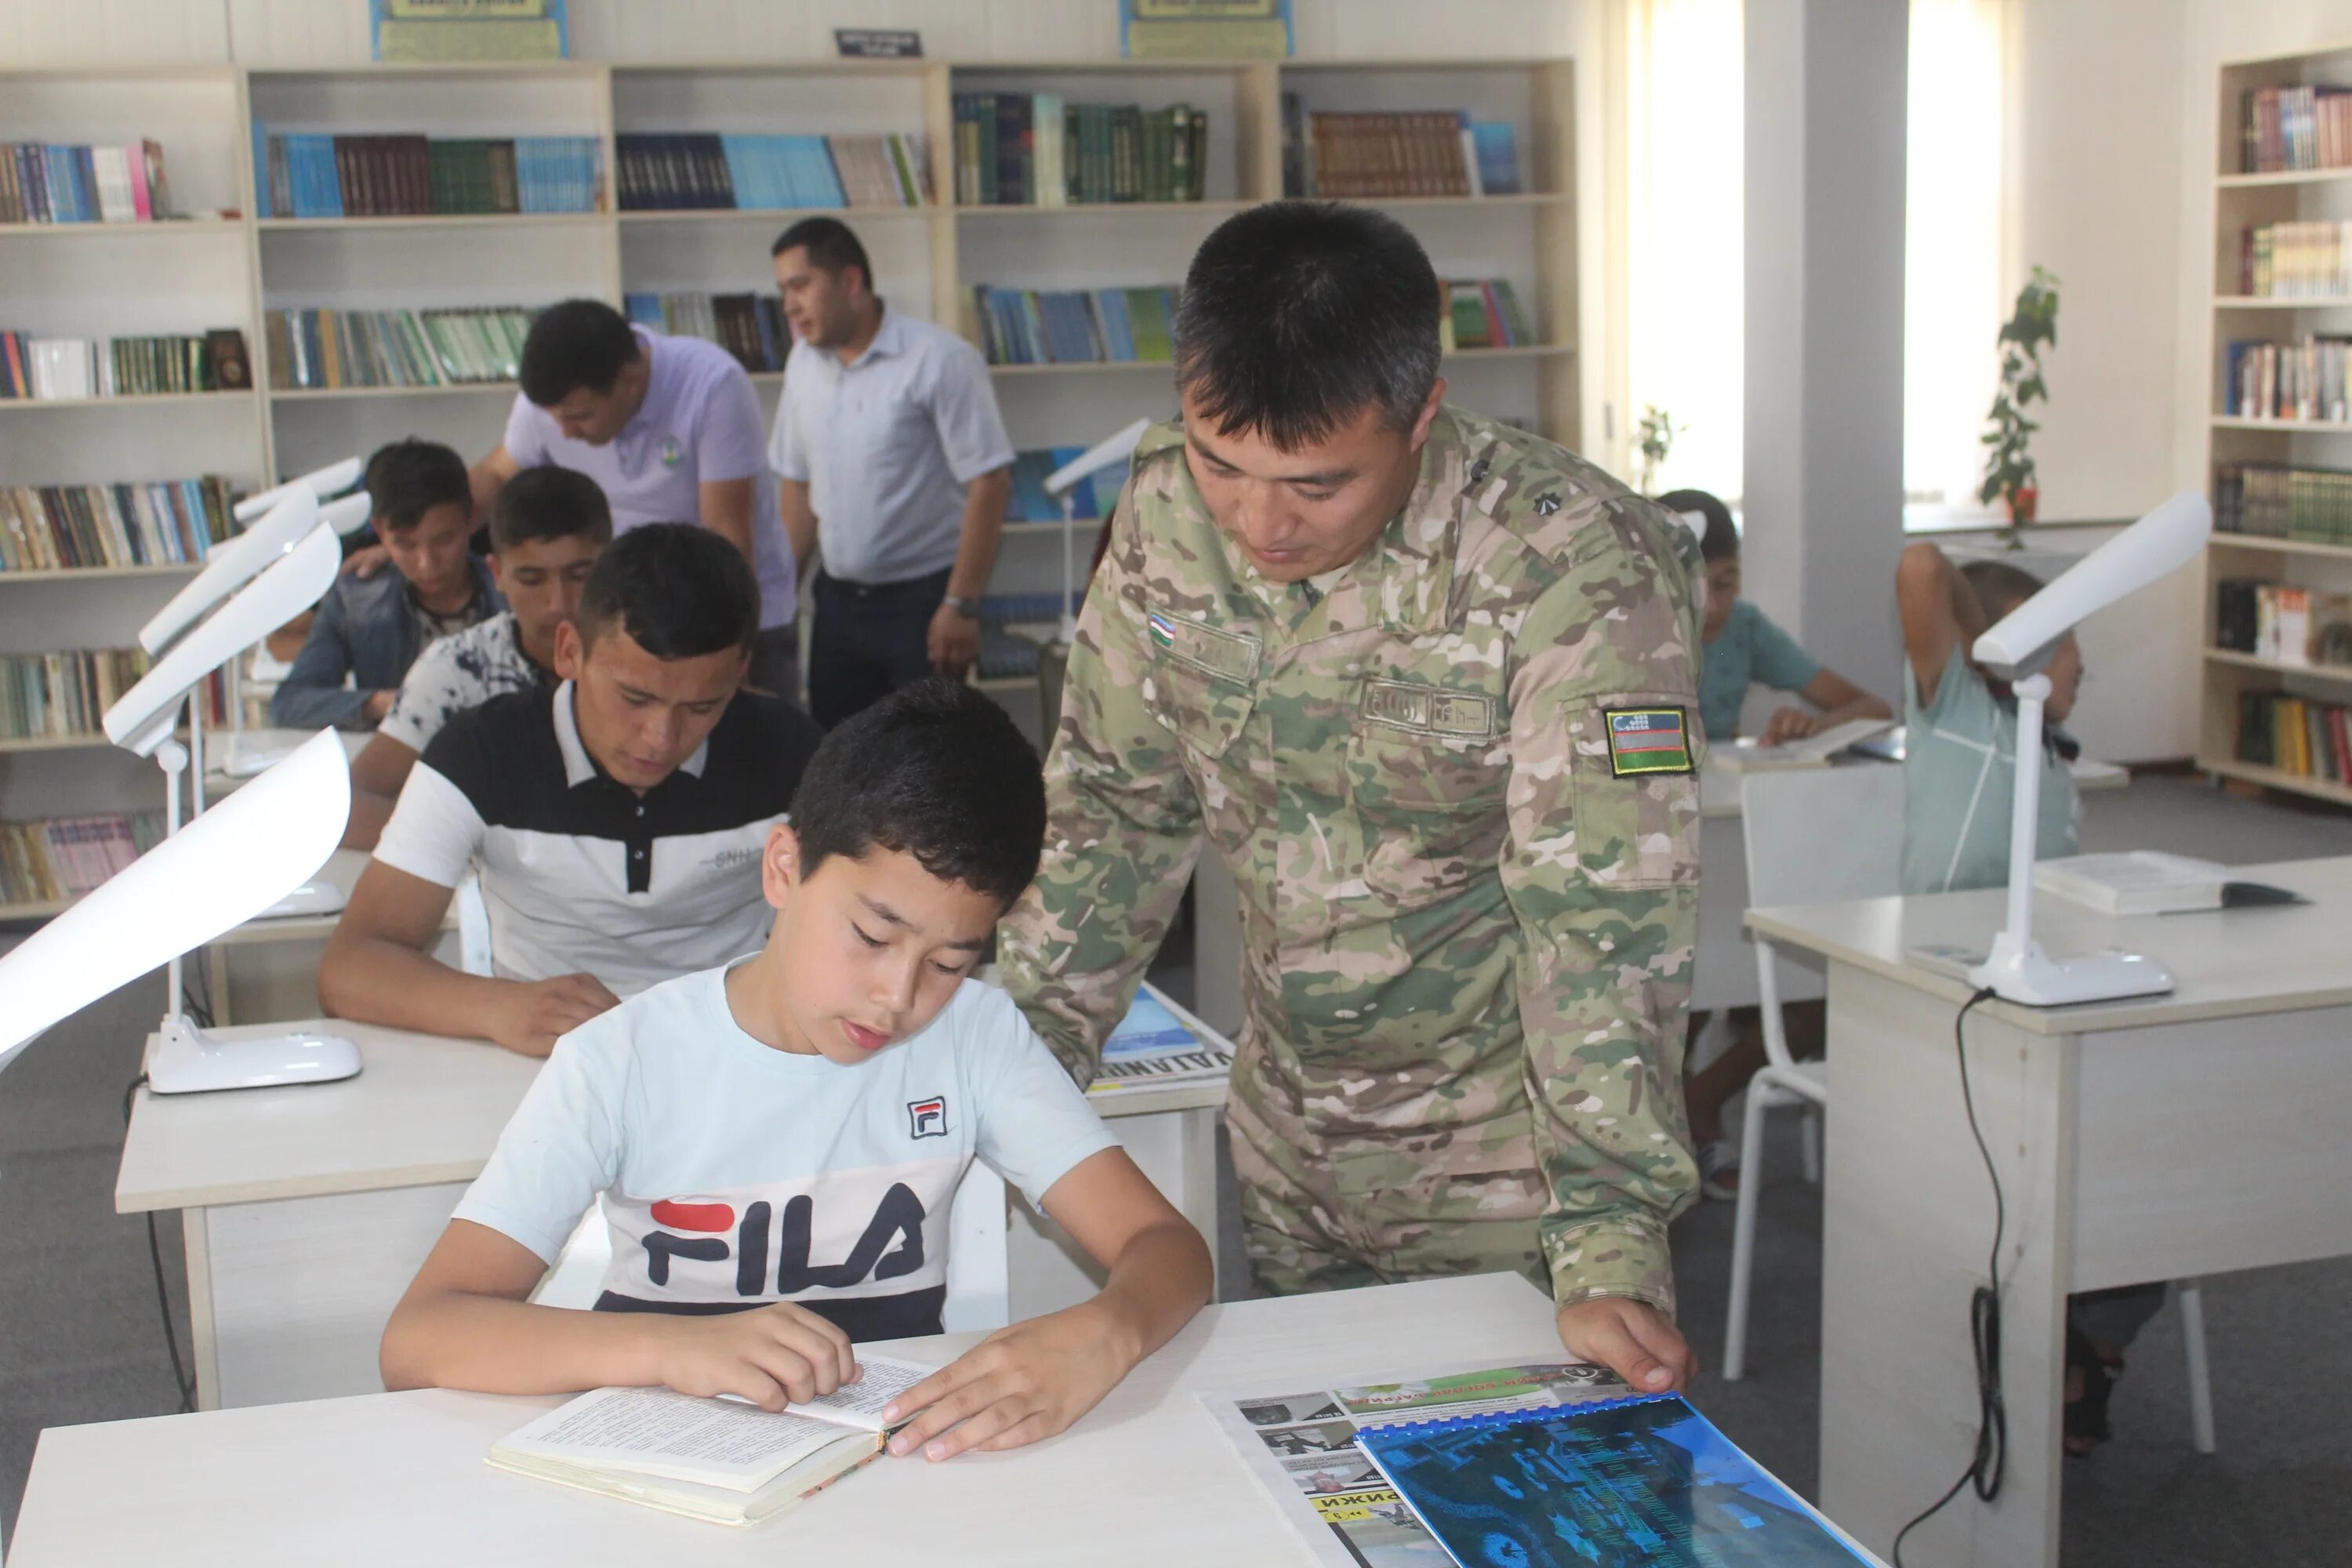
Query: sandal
2063 1324 2125 1457
1697 1138 1741 1202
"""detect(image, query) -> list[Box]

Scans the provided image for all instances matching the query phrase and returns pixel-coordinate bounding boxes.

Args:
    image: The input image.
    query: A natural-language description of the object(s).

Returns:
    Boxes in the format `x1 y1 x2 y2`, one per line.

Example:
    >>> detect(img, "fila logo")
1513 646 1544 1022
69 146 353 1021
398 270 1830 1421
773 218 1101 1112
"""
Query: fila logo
641 1189 927 1294
907 1096 948 1138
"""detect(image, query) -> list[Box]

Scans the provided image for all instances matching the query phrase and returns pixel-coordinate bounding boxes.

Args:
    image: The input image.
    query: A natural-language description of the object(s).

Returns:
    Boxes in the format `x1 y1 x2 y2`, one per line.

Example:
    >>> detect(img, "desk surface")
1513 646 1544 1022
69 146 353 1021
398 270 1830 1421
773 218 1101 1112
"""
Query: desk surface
10 1274 1570 1568
1698 753 2125 818
1747 854 2352 1036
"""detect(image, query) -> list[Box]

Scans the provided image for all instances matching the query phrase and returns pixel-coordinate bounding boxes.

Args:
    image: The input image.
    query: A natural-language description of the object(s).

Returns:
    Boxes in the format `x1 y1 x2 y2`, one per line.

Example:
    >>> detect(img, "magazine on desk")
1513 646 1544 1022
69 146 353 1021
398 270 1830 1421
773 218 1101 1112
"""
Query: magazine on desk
1087 983 1233 1097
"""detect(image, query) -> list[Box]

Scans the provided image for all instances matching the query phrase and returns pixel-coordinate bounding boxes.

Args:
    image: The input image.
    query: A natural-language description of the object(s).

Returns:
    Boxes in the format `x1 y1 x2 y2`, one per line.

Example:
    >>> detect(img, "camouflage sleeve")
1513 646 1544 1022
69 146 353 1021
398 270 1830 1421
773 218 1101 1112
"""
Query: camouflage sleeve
996 489 1207 1087
1499 503 1704 1317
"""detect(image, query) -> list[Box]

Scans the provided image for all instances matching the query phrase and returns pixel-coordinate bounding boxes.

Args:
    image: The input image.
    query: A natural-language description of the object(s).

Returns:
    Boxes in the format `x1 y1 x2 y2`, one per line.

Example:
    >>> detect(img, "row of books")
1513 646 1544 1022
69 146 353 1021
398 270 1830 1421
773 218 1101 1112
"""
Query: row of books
0 811 164 906
0 477 238 573
965 285 1179 366
615 132 929 212
0 330 246 400
2238 84 2352 174
2237 690 2352 785
1282 99 1523 199
1441 279 1537 351
256 130 602 218
2215 580 2352 667
0 648 151 742
1007 446 1111 523
624 291 787 375
2223 336 2352 423
2236 221 2352 298
2212 462 2352 544
264 307 533 390
951 96 1207 206
1 140 176 224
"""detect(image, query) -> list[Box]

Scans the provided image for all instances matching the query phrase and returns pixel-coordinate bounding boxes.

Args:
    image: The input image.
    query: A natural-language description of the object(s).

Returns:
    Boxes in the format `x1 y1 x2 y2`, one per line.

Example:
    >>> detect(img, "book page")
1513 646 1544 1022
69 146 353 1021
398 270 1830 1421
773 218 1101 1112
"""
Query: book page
499 1388 862 1493
791 1354 934 1431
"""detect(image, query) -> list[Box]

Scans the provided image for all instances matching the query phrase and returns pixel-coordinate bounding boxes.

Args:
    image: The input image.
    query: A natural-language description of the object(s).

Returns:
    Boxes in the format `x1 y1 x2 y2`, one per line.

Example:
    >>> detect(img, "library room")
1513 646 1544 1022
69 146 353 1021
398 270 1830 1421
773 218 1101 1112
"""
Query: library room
2 2 2347 1566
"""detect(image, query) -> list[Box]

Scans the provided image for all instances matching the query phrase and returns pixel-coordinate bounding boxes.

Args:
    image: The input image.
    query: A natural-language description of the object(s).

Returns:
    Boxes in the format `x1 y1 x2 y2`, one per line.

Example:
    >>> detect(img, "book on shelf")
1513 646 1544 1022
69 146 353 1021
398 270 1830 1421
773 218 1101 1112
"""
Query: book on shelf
1436 279 1536 351
2237 688 2352 784
0 477 236 572
254 129 602 218
264 306 536 390
964 284 1179 367
623 292 787 374
977 626 1043 680
2223 336 2352 423
2236 220 2352 298
980 590 1085 626
0 331 244 400
615 132 928 212
1279 101 1523 200
2211 462 2352 544
0 140 174 223
1007 446 1110 523
0 810 165 906
486 1358 935 1526
2216 581 2352 667
1 648 151 741
952 95 1206 205
2240 82 2352 174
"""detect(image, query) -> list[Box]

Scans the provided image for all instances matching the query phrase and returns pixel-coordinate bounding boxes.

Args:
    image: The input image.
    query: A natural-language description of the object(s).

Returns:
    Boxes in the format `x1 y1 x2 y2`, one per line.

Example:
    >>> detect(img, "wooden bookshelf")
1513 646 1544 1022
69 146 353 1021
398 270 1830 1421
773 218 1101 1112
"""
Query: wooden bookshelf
2204 647 2352 683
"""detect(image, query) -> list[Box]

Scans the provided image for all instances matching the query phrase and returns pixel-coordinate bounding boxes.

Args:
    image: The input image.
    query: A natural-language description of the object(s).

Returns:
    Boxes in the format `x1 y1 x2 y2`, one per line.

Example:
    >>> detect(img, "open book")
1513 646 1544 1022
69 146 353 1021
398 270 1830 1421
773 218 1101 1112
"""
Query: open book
1713 716 1896 773
486 1355 934 1526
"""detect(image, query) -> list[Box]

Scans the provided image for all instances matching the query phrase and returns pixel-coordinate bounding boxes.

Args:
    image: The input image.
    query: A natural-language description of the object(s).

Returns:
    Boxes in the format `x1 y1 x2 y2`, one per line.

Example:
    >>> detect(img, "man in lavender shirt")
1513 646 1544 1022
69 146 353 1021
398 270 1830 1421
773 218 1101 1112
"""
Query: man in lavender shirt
468 299 801 702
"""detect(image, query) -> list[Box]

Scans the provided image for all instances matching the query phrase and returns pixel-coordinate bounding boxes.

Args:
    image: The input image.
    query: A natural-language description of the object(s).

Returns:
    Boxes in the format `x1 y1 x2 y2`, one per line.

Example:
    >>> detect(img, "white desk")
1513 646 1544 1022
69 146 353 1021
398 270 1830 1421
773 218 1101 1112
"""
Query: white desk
7 1273 1853 1567
1747 855 2352 1568
115 1017 1228 1411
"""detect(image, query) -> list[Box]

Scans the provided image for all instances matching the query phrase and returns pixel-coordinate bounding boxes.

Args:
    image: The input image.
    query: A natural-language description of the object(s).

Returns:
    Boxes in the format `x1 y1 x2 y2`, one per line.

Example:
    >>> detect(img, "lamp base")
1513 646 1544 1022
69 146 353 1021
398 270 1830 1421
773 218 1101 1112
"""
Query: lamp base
1965 931 2175 1007
216 736 303 779
256 878 346 919
147 1015 361 1094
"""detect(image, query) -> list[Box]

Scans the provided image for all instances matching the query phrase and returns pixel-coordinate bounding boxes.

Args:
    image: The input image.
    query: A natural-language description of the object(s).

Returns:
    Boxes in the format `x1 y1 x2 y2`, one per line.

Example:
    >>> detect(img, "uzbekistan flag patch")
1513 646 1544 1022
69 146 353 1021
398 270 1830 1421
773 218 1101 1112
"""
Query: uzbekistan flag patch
1604 706 1694 776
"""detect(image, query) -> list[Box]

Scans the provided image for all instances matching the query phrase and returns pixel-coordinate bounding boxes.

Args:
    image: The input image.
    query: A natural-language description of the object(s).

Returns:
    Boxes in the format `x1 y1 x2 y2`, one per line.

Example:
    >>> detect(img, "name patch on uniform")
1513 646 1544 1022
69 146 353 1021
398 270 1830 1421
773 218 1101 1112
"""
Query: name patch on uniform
1361 680 1497 740
1146 606 1260 684
1604 707 1693 775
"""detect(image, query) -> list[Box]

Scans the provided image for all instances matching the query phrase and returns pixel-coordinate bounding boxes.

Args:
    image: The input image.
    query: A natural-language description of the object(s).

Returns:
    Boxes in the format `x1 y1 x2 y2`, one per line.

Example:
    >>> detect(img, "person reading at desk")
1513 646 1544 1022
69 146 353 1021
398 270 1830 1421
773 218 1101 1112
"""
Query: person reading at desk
379 681 1213 1463
319 524 823 1058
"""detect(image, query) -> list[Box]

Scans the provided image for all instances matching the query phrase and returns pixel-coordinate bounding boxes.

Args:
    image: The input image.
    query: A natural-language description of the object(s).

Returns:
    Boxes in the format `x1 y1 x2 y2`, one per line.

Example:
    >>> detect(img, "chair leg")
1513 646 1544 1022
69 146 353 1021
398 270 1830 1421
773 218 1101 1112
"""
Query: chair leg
1799 1109 1822 1185
2179 1280 2216 1454
1723 1083 1774 1382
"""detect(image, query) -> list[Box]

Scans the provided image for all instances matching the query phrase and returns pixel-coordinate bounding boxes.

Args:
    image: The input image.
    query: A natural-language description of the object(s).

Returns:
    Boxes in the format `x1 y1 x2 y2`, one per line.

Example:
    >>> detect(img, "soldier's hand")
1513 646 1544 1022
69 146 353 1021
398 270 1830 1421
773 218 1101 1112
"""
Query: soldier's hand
488 973 622 1057
1556 1297 1697 1394
1759 706 1824 745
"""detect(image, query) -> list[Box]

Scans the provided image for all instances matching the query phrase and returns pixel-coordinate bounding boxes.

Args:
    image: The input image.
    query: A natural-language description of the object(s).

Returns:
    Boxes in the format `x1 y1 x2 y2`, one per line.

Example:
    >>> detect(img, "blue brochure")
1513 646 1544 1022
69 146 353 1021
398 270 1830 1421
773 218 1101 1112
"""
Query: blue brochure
1356 1393 1871 1568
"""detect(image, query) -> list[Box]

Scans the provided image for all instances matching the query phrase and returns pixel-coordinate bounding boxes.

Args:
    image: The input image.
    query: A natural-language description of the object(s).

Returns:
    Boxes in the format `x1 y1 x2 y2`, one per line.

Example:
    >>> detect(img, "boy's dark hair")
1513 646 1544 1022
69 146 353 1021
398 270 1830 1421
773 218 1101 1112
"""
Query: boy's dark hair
519 299 643 407
1962 559 2046 622
790 679 1046 909
574 523 758 659
1174 201 1442 451
489 466 615 554
1655 488 1740 564
771 216 873 293
362 438 470 534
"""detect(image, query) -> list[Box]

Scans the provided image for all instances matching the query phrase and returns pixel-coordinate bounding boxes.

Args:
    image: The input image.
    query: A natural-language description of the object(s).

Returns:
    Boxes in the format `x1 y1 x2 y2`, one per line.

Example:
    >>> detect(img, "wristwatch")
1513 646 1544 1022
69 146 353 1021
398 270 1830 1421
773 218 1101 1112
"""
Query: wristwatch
943 594 982 620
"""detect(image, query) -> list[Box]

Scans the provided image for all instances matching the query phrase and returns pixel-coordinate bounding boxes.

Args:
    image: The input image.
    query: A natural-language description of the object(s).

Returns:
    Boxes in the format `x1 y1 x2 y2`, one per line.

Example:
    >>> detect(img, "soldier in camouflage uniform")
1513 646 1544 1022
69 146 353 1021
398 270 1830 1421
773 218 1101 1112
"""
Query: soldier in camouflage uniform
999 202 1706 1390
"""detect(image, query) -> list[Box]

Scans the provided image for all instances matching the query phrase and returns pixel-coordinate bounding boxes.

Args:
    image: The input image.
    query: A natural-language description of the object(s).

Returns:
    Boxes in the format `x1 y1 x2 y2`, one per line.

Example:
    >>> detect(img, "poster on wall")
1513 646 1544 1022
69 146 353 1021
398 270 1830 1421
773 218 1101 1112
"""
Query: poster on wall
1120 0 1293 60
371 0 569 64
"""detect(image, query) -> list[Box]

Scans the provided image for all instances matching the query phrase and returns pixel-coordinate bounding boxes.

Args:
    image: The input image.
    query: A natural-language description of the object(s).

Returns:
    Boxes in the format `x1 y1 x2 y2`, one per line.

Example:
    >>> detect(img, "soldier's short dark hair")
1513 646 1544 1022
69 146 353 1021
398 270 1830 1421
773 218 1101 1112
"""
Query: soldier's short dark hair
519 299 642 407
574 523 758 659
789 679 1046 909
489 466 614 554
1656 488 1740 564
362 438 470 535
1174 201 1442 452
771 216 873 295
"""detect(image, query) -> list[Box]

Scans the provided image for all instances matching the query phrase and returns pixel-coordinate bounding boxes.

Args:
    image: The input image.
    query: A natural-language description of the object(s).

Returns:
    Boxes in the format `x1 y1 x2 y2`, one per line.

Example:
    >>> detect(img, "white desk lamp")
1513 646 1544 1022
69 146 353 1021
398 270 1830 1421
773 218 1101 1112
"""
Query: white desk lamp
101 522 363 1092
1044 419 1149 641
230 455 362 528
1962 491 2212 1005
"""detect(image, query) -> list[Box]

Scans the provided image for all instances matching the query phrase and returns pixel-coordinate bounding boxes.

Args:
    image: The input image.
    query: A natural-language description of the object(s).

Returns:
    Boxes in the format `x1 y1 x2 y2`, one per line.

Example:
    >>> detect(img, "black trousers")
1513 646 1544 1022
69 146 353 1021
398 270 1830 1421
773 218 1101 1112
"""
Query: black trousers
747 626 801 709
808 567 952 730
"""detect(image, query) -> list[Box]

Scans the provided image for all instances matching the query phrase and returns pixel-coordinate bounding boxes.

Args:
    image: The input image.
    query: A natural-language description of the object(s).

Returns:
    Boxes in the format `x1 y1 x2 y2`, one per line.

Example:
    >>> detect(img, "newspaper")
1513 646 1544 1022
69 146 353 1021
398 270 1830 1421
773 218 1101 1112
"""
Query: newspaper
1087 983 1234 1097
1202 1359 1632 1567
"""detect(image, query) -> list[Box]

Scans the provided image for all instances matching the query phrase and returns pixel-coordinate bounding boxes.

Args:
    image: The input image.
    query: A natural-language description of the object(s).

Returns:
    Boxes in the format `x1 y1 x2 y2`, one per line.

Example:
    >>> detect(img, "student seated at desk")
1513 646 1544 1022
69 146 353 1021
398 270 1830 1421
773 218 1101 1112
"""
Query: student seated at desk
1897 539 2161 1458
271 439 503 731
320 524 824 1058
343 466 612 849
379 681 1214 1462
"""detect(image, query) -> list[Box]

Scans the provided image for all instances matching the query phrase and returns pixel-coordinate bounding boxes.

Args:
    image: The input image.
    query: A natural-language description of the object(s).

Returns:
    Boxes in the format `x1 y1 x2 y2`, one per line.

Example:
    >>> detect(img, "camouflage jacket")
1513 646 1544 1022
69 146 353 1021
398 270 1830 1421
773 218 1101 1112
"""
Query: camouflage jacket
998 408 1705 1312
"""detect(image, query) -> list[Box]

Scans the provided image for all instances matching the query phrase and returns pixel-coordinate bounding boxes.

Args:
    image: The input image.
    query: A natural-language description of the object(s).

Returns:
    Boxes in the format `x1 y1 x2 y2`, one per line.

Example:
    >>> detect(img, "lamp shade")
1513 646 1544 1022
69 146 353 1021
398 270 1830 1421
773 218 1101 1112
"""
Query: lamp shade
1047 418 1150 499
140 489 319 655
1973 492 2211 678
230 456 363 524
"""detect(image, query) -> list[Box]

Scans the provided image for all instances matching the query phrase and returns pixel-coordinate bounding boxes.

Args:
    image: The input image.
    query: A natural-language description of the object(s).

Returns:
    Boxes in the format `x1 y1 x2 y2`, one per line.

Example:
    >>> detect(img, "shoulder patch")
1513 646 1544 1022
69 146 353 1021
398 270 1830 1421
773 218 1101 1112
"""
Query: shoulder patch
1603 706 1694 775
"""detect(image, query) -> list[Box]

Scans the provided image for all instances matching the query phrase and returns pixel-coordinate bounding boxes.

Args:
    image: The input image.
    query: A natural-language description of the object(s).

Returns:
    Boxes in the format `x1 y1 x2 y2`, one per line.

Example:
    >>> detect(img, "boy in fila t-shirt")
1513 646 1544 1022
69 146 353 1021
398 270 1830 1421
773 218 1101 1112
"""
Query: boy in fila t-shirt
380 680 1212 1463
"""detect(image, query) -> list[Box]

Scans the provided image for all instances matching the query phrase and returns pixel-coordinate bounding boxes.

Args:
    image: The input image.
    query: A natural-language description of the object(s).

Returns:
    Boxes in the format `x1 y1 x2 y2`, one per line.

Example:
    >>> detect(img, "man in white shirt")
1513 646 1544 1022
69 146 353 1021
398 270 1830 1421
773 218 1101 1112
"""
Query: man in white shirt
768 218 1014 727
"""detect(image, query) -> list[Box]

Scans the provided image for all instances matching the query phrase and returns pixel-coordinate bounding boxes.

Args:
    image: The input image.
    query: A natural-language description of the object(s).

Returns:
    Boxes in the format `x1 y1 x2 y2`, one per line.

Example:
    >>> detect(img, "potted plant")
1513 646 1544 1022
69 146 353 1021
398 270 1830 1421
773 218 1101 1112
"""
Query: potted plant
1978 265 2060 549
1635 404 1682 496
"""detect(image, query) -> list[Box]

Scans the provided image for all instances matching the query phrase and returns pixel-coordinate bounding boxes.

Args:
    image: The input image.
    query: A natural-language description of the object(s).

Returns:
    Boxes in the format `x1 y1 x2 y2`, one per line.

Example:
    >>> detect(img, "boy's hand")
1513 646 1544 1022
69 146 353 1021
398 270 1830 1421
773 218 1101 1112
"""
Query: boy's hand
651 1303 859 1412
1556 1297 1696 1394
880 1302 1134 1461
1759 706 1824 745
488 973 621 1056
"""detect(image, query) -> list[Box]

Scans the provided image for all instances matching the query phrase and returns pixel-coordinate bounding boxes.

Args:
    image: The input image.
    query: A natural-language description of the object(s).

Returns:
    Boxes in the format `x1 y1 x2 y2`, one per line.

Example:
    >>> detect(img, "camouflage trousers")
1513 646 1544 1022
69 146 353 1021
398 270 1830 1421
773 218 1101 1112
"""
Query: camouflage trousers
1225 1047 1549 1299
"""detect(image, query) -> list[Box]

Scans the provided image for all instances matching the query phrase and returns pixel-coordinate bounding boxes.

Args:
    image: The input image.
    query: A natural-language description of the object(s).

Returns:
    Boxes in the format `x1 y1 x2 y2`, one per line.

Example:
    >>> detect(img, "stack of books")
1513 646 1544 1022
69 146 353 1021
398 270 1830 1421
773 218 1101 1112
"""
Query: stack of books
2237 221 2352 298
623 292 787 374
0 477 237 572
0 330 245 399
981 590 1086 626
2241 83 2352 173
1440 279 1537 351
1280 100 1523 198
256 130 603 217
265 306 535 390
2214 581 2352 667
0 140 176 223
1 648 151 741
2212 462 2352 543
1007 446 1111 523
951 96 1207 205
614 132 928 210
0 811 165 906
964 285 1178 366
2223 336 2352 421
2238 690 2352 784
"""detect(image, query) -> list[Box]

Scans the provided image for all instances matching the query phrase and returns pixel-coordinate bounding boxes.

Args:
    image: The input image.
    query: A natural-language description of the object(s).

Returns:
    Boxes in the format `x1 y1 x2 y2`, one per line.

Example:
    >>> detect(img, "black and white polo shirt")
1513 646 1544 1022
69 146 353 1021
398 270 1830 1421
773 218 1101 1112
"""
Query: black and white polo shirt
373 681 822 996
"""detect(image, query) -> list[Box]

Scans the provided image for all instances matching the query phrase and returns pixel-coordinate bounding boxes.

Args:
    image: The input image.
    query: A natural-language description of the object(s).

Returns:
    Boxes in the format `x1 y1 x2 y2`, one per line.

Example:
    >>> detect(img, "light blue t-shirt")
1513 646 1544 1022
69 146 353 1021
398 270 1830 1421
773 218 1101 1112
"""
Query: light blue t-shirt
453 966 1117 1336
1700 599 1821 740
1900 656 2078 896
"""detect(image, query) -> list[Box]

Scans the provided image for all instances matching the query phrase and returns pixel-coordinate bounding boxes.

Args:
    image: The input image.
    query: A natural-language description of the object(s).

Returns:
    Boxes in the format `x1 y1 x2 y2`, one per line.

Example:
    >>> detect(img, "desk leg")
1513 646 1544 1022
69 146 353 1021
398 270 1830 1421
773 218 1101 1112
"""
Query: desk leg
181 1207 222 1411
1819 965 2073 1568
